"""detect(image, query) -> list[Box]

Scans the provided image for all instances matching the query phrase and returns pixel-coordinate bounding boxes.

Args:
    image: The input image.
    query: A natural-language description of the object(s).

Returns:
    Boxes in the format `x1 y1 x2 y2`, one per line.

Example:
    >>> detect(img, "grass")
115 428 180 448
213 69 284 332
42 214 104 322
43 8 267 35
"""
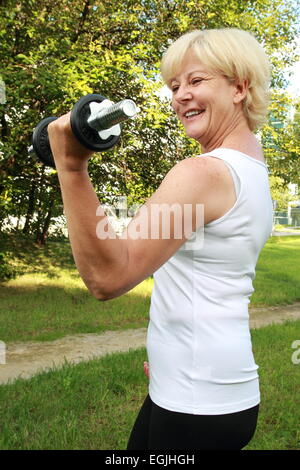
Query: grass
0 234 151 343
0 270 152 343
0 320 299 450
245 320 300 450
253 235 300 305
0 233 300 344
0 348 148 450
0 233 299 450
274 224 300 233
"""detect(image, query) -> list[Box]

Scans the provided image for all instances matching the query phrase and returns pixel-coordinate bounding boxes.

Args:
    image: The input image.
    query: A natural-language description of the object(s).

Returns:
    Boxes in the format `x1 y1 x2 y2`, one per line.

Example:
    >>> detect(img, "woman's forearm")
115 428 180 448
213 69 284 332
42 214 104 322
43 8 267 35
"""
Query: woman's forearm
57 169 128 299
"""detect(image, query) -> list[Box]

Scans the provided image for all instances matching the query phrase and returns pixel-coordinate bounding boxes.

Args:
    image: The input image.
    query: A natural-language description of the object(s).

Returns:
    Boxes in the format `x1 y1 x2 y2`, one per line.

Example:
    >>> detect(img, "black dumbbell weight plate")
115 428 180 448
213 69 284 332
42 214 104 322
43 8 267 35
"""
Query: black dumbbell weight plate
32 116 58 168
70 94 120 151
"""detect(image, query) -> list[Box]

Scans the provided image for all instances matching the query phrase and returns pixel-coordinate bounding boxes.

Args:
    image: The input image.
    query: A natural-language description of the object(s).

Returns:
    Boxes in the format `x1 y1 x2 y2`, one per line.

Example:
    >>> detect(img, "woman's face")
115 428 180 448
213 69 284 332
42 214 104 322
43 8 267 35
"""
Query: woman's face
170 52 246 149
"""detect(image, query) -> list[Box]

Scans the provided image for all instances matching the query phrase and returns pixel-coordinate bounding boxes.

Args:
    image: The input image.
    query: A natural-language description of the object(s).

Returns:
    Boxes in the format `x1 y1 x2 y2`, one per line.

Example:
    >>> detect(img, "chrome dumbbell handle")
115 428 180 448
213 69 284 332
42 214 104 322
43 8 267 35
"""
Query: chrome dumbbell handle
88 99 138 131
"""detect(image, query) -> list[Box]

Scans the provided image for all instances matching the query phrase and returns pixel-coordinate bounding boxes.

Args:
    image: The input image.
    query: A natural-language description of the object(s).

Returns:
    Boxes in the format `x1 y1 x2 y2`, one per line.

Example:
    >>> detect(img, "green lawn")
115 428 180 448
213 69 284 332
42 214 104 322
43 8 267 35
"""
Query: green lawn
0 233 299 450
0 234 299 344
0 234 151 343
253 235 300 305
0 320 299 450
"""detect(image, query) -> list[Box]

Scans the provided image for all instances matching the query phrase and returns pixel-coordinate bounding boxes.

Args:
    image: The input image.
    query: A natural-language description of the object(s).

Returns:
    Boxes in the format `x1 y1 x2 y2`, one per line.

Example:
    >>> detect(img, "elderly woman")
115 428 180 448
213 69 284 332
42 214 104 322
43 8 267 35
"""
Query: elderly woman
48 28 273 450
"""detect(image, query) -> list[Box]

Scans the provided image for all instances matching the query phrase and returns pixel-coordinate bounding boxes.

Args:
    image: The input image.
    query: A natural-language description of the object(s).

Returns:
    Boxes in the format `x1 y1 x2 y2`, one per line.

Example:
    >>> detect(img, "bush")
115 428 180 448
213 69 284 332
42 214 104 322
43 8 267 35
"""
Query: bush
0 252 18 281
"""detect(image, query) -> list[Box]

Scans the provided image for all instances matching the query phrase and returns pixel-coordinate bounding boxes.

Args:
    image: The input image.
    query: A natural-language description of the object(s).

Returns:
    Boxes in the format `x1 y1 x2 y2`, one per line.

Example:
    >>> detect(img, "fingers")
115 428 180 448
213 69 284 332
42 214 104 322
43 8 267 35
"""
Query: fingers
47 112 93 172
143 361 150 379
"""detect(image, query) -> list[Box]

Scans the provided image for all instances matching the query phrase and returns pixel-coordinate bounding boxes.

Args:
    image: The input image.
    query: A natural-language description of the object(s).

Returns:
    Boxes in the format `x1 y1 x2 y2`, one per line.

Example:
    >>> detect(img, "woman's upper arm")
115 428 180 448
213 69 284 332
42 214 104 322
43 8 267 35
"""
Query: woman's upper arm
105 156 230 299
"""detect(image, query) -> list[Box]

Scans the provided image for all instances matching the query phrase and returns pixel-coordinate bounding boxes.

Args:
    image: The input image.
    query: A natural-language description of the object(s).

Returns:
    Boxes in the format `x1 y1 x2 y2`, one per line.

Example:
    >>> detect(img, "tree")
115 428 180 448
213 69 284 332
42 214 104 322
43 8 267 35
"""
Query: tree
262 93 300 187
269 175 298 210
0 0 299 242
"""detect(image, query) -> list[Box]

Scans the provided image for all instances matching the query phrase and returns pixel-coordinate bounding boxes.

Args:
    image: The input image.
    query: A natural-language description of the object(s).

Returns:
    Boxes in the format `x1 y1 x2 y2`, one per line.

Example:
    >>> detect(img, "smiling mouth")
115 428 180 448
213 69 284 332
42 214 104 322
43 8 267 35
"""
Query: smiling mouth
184 110 205 119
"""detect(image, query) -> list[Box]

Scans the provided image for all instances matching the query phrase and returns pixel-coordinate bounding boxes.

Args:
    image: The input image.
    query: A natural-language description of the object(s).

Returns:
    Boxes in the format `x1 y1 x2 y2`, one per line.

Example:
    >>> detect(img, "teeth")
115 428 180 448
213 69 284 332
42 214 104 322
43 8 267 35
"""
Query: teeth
185 110 202 117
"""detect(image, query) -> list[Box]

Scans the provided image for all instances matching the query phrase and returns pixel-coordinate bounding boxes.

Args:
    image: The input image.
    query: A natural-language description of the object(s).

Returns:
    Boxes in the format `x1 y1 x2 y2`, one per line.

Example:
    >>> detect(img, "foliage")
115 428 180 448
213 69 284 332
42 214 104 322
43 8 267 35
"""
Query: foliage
269 175 299 210
0 251 19 281
262 93 300 187
0 0 299 242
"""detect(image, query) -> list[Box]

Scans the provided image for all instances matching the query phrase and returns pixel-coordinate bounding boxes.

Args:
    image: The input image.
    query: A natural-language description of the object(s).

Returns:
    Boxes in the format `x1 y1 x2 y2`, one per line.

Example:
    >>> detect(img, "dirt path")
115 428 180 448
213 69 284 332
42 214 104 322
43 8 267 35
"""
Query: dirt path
1 303 300 386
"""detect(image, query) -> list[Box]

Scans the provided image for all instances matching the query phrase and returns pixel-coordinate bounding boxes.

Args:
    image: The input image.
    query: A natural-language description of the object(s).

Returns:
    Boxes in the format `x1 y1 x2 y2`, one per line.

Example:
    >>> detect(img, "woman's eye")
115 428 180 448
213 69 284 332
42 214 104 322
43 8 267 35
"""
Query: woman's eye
192 78 203 85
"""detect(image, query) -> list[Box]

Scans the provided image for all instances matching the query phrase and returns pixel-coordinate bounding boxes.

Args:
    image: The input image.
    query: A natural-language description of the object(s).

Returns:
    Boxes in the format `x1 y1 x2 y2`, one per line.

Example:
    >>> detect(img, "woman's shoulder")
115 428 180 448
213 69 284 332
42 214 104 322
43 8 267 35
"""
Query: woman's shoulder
173 156 237 224
179 153 233 176
161 156 232 205
177 153 227 168
173 156 236 200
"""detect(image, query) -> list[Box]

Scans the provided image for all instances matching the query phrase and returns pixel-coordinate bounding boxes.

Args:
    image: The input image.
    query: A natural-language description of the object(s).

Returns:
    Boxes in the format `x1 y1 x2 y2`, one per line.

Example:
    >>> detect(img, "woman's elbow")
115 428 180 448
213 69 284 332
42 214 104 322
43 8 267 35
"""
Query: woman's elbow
94 291 116 302
84 277 113 301
89 284 114 301
89 278 127 301
86 270 131 301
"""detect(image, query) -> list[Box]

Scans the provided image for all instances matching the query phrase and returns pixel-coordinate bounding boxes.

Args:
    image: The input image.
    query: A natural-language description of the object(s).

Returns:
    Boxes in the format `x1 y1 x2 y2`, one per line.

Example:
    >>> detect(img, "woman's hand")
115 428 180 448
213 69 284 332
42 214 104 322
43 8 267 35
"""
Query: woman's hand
144 361 150 379
47 112 94 173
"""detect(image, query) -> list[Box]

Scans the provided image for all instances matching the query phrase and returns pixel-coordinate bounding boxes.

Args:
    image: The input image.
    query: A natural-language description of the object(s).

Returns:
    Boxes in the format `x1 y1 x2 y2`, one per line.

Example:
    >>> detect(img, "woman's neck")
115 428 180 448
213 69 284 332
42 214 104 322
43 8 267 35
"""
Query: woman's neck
201 123 264 162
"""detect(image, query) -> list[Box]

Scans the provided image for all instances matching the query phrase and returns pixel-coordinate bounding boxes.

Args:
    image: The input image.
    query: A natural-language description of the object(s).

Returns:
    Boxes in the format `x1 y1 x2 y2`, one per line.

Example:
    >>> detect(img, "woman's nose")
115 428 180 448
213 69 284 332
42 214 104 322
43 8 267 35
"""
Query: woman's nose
174 85 193 102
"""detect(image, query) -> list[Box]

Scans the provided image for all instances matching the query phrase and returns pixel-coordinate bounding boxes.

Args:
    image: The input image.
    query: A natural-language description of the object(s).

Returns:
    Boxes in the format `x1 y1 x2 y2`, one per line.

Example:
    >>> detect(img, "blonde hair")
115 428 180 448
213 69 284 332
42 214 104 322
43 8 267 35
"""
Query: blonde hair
160 28 271 131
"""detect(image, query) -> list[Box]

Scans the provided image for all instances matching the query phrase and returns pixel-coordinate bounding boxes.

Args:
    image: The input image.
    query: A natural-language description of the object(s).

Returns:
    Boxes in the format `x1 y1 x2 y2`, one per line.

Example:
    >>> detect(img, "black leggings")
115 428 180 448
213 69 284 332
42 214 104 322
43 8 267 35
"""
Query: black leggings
127 394 259 450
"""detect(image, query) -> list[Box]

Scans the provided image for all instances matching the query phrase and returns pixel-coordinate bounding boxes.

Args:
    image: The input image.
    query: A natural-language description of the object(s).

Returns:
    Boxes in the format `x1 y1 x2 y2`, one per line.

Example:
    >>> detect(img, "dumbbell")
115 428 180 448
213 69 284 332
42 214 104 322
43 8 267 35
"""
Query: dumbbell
28 94 139 168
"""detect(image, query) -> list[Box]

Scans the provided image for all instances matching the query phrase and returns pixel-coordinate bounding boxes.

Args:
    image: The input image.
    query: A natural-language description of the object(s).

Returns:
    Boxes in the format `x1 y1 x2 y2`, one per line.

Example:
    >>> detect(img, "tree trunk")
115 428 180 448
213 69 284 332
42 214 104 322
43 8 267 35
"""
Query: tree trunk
35 193 55 245
22 181 36 234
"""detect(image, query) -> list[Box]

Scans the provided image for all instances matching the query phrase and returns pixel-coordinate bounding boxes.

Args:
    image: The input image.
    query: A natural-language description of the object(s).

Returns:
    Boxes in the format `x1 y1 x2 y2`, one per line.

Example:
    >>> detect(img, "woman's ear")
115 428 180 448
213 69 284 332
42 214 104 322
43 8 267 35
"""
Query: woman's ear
233 79 249 104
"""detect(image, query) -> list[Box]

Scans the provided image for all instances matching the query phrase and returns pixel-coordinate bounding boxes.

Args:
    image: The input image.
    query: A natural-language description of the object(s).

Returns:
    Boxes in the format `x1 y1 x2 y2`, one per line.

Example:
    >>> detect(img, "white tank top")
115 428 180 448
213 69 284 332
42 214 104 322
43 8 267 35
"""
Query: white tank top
147 148 273 415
